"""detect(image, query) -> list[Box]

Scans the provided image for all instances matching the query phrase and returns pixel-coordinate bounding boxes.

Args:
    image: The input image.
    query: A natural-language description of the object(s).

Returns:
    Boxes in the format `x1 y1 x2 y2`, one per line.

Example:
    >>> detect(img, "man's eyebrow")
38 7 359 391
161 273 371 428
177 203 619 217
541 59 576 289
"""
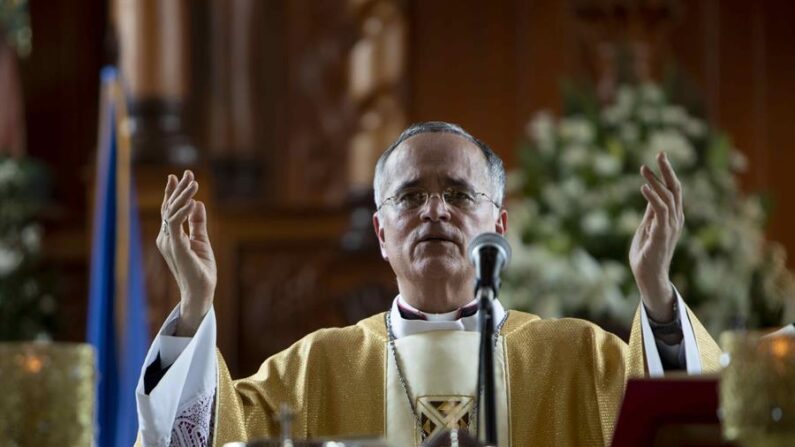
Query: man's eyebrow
392 179 422 193
444 177 477 191
391 177 478 193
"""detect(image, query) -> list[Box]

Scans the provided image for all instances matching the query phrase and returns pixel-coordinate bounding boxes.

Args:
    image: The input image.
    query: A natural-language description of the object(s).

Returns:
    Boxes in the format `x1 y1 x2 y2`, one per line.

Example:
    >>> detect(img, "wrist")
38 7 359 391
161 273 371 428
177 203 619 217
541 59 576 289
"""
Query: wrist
176 299 211 337
640 279 675 322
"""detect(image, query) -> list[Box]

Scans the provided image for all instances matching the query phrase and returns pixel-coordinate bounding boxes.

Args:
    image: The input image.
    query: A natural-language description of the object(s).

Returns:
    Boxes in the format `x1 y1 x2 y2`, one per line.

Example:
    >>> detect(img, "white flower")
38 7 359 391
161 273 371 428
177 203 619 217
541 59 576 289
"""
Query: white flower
21 225 41 252
541 184 572 216
607 177 642 205
572 249 602 281
647 129 696 167
0 159 22 187
581 210 610 235
593 153 621 177
730 150 748 172
661 106 688 126
617 209 642 235
683 118 707 138
684 176 720 221
560 177 586 198
620 123 640 143
616 85 635 109
602 260 629 284
640 83 663 104
560 144 589 169
0 244 23 275
559 116 595 144
601 105 626 126
527 111 555 149
638 106 659 124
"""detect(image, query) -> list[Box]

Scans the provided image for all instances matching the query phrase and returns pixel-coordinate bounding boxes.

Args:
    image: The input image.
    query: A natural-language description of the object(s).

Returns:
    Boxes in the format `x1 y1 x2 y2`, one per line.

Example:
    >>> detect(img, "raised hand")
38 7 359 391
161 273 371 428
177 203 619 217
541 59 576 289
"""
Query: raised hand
629 153 684 323
156 170 217 336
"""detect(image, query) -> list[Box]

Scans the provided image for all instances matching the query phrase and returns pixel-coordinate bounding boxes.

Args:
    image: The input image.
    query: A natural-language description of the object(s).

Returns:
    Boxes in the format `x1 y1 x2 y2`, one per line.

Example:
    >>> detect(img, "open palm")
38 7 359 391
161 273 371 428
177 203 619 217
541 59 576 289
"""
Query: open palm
156 171 217 336
629 153 684 322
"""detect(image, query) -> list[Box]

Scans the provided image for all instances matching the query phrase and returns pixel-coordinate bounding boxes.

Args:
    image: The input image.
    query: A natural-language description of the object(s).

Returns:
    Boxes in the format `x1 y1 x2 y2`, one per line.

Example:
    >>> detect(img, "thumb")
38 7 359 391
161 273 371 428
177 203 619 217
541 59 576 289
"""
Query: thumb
189 200 210 242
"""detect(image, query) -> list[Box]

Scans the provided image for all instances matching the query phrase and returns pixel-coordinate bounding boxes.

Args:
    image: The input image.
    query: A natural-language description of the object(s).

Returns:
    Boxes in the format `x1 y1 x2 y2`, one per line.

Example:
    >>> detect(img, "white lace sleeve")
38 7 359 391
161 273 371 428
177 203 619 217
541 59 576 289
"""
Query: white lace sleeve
170 392 216 447
137 306 218 447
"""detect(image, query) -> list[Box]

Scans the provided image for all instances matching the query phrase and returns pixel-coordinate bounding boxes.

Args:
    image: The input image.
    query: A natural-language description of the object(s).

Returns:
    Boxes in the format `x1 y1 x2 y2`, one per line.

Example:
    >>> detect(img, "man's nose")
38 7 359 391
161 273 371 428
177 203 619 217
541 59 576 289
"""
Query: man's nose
419 194 451 222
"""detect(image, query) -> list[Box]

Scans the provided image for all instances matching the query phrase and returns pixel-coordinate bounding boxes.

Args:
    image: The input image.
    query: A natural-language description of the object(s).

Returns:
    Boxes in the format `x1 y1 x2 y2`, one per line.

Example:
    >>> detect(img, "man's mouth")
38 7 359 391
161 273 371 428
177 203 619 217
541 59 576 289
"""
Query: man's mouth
418 236 456 244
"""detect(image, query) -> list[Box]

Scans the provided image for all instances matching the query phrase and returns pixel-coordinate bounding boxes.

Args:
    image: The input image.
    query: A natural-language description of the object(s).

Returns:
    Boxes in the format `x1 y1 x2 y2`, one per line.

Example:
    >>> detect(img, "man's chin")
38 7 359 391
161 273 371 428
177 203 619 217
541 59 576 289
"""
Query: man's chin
412 257 466 279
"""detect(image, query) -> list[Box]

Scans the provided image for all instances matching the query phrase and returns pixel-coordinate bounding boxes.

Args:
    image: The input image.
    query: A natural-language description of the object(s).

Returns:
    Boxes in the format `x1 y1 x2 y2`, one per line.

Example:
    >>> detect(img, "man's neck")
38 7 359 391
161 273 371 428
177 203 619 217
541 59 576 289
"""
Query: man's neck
396 277 473 313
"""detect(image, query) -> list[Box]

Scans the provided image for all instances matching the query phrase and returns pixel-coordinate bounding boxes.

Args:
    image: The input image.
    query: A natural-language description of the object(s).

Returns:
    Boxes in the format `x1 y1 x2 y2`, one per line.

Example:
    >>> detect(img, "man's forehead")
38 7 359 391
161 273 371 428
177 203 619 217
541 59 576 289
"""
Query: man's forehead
382 132 487 183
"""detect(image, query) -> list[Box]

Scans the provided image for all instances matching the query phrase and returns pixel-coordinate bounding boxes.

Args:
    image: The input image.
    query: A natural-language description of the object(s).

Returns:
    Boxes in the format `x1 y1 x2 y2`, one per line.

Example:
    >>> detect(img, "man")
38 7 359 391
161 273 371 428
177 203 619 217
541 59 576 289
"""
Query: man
136 122 721 446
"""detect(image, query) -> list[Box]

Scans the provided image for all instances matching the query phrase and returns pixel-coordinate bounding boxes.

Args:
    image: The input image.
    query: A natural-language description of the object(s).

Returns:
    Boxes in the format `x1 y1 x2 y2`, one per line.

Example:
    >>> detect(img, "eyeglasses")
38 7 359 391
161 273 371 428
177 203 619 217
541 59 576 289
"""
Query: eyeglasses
377 188 500 213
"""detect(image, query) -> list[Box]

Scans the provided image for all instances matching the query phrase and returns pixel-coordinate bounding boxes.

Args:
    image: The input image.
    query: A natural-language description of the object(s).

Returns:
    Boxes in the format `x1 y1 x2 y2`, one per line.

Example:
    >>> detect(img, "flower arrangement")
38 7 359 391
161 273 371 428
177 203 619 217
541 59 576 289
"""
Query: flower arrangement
503 82 795 336
0 156 55 340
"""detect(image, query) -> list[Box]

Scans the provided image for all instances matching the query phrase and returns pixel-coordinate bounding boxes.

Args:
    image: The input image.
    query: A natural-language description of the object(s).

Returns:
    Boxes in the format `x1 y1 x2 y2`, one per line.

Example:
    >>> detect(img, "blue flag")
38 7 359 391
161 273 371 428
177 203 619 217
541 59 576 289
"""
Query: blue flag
87 66 150 447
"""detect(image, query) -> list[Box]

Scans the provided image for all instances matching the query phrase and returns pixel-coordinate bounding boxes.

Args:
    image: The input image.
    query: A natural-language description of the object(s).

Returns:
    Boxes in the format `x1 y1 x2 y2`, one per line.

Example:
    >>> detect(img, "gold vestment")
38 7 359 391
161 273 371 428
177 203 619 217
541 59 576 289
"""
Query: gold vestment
210 307 720 446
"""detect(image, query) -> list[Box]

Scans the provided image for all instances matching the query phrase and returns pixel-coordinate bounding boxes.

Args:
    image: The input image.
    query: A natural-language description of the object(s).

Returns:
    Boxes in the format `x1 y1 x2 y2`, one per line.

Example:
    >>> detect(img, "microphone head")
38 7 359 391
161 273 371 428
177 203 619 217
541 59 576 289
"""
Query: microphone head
467 232 512 270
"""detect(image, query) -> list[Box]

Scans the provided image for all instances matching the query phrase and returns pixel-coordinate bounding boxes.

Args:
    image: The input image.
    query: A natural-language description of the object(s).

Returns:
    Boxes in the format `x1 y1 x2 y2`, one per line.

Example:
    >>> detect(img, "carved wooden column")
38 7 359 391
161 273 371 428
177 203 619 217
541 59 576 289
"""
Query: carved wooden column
571 0 681 102
204 0 269 201
342 0 408 251
114 0 197 164
348 0 408 193
279 0 358 207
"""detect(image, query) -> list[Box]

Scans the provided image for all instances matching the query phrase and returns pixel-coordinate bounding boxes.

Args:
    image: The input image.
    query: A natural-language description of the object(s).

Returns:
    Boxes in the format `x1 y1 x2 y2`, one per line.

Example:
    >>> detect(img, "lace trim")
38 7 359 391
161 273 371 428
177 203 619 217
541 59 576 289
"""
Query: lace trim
170 392 215 447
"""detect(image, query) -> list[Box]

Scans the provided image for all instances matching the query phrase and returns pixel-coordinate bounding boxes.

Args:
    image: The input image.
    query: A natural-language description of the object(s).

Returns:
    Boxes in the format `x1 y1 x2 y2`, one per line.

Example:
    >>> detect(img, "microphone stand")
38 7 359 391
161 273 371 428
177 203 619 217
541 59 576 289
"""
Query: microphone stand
468 234 511 447
477 286 497 446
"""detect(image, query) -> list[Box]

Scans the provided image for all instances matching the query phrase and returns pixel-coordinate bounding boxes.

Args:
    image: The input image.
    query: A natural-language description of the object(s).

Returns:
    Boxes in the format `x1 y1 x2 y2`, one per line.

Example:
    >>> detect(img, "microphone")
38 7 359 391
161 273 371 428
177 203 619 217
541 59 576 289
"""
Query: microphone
467 232 512 296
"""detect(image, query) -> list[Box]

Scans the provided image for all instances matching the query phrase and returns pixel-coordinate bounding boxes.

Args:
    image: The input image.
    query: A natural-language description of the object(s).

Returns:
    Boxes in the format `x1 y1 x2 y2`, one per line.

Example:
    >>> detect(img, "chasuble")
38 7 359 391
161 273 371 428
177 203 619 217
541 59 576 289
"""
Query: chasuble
206 306 720 446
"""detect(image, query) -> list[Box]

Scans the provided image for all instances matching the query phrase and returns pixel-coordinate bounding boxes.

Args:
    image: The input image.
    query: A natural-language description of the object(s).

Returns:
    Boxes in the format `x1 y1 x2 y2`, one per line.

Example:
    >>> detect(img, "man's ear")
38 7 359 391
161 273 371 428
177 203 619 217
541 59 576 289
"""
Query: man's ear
495 208 508 235
373 212 389 260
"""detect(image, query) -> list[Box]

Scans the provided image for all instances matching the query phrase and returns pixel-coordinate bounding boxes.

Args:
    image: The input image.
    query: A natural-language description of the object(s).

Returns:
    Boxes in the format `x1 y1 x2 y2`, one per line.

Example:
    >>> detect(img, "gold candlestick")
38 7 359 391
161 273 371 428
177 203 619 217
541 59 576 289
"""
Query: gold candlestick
720 331 795 446
0 342 95 446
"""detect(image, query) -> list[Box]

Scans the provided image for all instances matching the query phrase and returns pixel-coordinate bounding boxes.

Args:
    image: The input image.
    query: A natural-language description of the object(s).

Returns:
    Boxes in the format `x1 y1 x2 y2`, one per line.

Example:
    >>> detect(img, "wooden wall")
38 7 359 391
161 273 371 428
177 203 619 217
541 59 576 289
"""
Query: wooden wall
407 0 795 260
20 0 795 376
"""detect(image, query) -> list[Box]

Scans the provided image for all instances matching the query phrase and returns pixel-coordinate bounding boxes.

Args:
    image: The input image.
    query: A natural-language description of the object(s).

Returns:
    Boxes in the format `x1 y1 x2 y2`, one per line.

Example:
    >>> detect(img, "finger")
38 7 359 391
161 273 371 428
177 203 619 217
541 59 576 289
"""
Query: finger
166 199 196 238
641 184 669 234
656 152 683 218
167 180 199 217
631 203 652 250
188 200 209 242
161 175 178 216
168 170 195 207
638 203 655 241
641 202 654 235
641 165 675 218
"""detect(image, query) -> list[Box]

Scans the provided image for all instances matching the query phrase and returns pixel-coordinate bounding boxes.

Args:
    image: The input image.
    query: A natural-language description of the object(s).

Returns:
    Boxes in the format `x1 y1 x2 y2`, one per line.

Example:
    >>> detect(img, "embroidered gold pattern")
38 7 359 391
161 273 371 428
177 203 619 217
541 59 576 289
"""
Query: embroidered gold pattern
416 395 473 442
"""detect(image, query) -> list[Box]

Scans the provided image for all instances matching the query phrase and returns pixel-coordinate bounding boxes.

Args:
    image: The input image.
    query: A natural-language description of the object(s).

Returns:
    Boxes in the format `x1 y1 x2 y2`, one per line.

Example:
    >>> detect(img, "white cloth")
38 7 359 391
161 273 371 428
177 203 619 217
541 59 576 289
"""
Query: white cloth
640 288 702 377
386 330 510 446
136 294 699 446
390 295 507 338
136 306 217 447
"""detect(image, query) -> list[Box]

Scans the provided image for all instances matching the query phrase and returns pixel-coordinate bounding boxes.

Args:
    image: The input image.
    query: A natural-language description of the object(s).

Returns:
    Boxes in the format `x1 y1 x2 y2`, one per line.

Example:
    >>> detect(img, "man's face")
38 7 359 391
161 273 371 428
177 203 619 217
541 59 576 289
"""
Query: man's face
373 132 508 285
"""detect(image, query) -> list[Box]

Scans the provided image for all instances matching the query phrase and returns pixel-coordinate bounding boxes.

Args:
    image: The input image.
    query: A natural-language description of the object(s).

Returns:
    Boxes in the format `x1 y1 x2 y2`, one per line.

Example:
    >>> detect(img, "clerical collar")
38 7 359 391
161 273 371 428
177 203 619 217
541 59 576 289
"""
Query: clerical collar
396 297 480 321
390 295 506 339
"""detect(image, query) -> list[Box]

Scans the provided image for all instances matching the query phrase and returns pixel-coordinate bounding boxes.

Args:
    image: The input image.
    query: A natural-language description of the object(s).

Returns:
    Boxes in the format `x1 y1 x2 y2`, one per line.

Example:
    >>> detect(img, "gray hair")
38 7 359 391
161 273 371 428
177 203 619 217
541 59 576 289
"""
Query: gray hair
373 121 506 207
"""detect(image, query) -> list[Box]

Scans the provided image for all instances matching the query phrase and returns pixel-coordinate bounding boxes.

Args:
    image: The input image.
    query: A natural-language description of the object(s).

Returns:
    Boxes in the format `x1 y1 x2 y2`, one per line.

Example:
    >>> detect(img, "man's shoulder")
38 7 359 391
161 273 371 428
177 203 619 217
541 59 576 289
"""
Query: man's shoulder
504 310 625 346
291 312 388 350
241 314 389 386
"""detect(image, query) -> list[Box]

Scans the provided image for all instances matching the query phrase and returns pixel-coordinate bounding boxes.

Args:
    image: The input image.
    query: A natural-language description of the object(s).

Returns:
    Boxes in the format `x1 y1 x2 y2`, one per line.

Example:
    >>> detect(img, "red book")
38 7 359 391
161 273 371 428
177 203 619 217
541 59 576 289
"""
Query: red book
611 376 737 447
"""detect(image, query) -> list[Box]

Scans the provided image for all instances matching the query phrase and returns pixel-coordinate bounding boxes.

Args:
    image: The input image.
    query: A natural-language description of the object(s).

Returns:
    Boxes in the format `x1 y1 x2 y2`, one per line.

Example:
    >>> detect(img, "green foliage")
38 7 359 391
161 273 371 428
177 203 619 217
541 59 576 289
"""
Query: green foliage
504 83 794 336
0 156 55 340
